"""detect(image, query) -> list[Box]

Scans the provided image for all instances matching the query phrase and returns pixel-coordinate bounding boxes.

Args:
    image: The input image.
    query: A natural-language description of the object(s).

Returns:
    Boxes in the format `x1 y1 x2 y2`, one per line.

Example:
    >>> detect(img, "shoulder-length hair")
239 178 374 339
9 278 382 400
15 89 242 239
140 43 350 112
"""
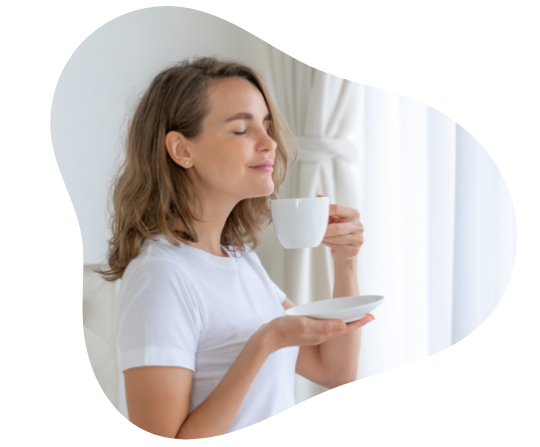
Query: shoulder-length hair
99 56 297 281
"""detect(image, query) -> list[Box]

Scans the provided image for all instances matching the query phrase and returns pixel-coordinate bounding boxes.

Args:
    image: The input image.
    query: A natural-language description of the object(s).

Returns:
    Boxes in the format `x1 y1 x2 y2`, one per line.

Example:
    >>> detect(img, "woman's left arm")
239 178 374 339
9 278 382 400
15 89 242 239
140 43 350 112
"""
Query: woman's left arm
288 200 374 388
317 257 371 386
283 260 375 388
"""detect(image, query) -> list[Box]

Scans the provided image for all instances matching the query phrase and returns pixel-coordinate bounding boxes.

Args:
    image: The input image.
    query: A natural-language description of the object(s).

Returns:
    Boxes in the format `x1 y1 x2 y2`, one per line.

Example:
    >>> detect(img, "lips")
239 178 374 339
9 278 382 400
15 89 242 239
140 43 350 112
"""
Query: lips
250 159 274 168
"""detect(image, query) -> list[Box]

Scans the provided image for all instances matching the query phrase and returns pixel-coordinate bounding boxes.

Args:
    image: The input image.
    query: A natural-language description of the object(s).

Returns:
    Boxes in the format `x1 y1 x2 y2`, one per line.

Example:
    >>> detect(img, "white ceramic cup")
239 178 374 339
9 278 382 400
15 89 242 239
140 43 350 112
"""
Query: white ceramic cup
270 197 330 249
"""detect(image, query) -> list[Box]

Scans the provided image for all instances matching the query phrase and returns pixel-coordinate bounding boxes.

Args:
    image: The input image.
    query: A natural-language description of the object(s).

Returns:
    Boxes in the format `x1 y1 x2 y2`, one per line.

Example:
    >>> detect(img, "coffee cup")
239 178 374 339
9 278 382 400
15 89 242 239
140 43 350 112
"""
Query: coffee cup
270 197 329 249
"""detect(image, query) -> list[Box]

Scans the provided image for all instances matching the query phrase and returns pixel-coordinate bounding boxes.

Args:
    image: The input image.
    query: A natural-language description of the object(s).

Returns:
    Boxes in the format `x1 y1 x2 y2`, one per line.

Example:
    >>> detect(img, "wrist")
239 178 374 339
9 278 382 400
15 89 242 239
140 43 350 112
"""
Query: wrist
251 322 279 355
333 256 357 269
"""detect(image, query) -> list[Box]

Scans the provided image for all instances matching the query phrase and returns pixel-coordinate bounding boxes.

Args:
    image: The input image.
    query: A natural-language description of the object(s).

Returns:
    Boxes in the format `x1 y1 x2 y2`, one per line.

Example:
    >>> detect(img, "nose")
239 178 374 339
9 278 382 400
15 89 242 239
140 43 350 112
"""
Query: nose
257 128 277 153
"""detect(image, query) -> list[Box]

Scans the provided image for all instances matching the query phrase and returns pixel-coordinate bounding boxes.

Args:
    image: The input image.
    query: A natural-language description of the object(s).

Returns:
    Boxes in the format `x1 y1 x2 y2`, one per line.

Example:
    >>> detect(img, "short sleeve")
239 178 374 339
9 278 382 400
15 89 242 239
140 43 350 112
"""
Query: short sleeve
115 259 202 372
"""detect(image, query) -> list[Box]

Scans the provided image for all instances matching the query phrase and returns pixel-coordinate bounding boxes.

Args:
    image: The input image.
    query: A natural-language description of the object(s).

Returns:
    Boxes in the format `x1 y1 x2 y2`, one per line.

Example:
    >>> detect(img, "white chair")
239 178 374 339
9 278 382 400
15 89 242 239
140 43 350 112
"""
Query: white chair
82 265 127 417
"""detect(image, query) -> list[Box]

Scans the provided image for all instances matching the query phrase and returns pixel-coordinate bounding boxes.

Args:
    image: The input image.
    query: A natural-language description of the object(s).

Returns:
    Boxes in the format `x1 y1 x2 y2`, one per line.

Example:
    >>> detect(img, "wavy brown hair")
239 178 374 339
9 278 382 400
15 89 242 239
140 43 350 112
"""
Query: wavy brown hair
99 56 297 281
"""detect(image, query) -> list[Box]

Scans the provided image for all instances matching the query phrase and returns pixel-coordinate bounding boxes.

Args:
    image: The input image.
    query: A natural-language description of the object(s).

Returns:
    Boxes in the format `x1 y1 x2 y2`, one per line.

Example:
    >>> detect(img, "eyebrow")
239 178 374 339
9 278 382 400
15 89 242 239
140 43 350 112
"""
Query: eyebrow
224 112 271 123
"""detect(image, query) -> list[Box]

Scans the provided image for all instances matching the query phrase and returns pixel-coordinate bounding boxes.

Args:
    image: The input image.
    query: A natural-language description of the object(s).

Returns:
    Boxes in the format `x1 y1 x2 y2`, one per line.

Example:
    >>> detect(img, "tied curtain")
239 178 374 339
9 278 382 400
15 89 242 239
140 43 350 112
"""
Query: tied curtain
256 49 517 403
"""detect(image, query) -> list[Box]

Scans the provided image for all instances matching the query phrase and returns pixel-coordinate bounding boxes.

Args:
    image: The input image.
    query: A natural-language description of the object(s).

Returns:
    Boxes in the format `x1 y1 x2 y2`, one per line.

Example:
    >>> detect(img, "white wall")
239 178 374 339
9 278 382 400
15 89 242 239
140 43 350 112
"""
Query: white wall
51 6 272 264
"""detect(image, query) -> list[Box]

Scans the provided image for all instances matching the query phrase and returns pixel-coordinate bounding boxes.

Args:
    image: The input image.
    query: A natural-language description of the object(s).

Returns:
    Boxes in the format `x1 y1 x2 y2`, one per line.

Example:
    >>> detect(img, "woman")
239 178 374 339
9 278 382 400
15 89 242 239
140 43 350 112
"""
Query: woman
101 56 373 439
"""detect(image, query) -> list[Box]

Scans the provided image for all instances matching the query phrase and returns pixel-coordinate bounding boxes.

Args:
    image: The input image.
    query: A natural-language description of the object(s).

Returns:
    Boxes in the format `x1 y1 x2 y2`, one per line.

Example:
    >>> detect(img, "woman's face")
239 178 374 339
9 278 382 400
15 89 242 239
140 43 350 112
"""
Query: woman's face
183 76 278 202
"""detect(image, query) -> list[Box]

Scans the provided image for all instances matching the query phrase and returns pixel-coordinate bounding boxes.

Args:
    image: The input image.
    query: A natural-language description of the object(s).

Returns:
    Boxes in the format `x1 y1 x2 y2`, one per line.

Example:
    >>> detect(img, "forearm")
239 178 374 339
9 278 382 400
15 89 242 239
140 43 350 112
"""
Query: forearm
318 257 361 385
176 329 272 439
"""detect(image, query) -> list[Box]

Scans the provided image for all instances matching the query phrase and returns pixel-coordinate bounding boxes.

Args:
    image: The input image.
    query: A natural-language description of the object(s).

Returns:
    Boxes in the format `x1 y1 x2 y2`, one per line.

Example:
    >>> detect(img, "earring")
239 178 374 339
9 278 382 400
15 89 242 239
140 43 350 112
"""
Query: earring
185 162 189 165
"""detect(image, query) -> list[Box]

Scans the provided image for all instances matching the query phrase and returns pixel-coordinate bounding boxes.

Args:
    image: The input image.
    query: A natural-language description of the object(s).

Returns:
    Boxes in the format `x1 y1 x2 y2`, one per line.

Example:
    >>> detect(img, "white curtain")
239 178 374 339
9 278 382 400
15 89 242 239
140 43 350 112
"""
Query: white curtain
254 47 362 403
351 84 517 379
256 54 517 400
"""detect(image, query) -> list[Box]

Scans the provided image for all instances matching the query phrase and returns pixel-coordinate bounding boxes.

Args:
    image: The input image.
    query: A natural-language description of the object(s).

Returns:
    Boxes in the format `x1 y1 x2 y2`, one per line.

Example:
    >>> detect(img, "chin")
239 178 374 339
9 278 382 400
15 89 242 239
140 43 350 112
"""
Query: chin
246 181 275 197
251 190 274 199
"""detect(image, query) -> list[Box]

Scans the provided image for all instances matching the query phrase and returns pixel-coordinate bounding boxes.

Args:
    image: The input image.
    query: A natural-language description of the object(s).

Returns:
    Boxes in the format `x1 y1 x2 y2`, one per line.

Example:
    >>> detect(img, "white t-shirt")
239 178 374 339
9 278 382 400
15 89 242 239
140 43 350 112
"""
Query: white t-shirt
115 235 299 433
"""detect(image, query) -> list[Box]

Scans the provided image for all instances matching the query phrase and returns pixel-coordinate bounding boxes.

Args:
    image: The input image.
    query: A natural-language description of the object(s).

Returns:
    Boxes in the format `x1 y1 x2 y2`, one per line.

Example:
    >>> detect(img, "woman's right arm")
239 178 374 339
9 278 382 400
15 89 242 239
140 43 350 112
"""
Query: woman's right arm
124 315 350 439
124 328 272 439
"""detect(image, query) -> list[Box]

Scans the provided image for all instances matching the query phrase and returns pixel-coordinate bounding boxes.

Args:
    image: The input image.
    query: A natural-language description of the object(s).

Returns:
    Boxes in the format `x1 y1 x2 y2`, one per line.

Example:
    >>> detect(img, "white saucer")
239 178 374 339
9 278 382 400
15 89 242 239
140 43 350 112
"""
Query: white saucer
284 295 384 323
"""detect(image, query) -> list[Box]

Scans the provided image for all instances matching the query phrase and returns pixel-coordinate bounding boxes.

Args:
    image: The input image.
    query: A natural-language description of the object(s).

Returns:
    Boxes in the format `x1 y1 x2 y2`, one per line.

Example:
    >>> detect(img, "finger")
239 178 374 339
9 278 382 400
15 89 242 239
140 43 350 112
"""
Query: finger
317 319 347 333
360 313 375 324
325 221 359 238
345 314 375 330
323 233 363 246
328 204 361 221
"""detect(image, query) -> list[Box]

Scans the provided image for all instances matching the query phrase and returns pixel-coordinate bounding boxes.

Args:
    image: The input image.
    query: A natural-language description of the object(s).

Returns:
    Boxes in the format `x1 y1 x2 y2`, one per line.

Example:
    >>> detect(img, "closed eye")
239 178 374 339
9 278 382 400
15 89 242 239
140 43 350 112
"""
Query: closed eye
234 129 248 135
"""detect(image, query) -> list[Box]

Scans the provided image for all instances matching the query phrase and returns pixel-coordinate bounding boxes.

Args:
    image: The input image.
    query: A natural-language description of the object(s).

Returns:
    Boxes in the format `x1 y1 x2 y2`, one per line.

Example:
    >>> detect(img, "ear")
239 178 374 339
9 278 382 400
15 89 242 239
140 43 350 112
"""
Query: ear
165 131 193 168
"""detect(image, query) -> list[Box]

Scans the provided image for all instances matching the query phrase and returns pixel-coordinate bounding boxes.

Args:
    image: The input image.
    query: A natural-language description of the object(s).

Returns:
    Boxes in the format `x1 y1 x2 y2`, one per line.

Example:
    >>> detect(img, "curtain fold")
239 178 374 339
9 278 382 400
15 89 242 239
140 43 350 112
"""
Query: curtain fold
452 124 516 345
83 265 121 411
352 85 517 379
255 47 361 403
